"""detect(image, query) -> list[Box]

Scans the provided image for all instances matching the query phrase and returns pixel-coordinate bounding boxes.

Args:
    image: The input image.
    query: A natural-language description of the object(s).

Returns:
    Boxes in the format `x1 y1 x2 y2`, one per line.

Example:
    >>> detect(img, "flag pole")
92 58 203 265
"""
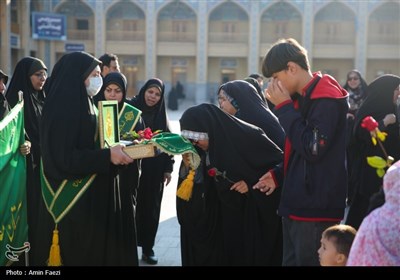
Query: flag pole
19 90 28 266
25 248 29 266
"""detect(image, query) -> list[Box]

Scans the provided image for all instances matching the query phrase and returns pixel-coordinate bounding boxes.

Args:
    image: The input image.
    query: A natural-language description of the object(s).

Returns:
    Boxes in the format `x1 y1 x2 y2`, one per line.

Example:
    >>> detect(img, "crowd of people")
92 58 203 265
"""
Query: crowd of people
1 37 399 266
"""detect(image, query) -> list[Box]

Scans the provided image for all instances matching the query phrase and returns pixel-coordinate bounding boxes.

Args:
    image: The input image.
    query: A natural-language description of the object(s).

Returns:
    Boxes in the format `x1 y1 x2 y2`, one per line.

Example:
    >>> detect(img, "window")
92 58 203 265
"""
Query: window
378 23 394 36
327 23 337 36
76 19 89 30
11 1 18 23
123 20 137 31
220 58 237 68
223 22 235 33
275 22 287 36
173 21 186 33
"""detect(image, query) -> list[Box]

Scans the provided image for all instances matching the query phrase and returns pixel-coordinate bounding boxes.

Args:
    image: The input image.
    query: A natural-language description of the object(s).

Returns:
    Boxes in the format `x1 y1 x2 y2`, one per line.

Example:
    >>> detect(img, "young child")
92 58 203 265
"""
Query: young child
318 225 357 266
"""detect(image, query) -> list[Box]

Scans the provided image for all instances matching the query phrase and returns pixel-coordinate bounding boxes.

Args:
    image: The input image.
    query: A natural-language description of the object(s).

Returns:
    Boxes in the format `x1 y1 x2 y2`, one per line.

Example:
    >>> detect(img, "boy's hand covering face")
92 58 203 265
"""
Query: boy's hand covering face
265 78 291 106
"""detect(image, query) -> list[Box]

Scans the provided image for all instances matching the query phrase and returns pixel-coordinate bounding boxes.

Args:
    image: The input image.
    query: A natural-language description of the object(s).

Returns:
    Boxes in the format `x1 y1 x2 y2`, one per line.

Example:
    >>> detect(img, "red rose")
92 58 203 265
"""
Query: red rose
361 116 378 132
143 127 153 139
208 168 217 177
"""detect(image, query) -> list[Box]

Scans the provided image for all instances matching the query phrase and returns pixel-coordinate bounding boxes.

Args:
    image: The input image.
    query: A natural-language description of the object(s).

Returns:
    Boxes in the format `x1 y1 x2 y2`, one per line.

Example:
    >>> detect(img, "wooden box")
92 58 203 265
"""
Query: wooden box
98 100 155 160
123 143 156 159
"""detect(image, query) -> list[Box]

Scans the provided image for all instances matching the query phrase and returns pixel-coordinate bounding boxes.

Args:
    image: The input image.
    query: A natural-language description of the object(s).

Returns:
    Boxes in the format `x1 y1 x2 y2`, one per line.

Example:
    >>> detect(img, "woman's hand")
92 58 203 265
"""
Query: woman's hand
383 113 396 127
182 153 191 168
347 113 355 120
164 172 172 186
110 144 134 165
19 141 31 156
253 171 277 196
230 180 248 194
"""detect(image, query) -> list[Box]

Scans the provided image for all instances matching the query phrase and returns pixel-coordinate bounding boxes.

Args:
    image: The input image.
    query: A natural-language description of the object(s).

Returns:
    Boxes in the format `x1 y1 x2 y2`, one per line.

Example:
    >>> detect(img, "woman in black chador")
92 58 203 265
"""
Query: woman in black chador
346 74 400 229
39 51 133 265
343 70 368 203
6 57 47 264
96 71 145 265
218 80 285 149
129 78 174 265
167 86 178 111
178 104 283 266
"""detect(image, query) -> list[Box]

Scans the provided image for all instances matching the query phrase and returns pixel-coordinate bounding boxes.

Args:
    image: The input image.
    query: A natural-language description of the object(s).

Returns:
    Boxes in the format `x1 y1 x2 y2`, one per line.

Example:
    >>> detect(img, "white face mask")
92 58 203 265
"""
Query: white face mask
86 76 103 97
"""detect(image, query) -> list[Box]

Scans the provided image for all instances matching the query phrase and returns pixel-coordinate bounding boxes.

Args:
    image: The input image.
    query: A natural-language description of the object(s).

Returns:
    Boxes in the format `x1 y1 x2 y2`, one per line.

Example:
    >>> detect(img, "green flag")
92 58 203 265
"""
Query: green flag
0 101 28 266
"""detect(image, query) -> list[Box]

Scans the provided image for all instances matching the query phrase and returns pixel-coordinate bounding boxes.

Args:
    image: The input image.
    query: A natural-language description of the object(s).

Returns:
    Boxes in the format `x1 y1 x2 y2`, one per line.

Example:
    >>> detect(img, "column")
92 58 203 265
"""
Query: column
302 1 313 65
41 0 52 69
248 1 260 74
355 2 368 76
94 1 104 58
145 1 156 78
195 1 208 104
0 0 12 74
21 0 31 57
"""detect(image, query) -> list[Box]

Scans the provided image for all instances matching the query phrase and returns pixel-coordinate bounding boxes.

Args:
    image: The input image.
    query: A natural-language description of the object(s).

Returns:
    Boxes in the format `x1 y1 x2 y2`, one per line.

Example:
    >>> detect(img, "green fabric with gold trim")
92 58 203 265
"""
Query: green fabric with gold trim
0 101 28 266
40 107 99 225
40 163 96 224
146 132 200 169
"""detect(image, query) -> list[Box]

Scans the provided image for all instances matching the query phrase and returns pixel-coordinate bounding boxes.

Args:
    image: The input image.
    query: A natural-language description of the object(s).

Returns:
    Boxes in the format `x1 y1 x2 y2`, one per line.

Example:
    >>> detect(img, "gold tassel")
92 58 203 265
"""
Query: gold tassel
47 225 62 266
177 169 195 201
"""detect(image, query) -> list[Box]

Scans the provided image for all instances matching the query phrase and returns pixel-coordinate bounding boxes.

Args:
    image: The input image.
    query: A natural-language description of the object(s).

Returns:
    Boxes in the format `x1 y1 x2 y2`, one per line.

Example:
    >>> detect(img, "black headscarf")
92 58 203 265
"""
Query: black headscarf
6 57 47 106
5 57 47 163
243 76 266 103
95 72 127 111
180 104 282 184
40 51 104 180
218 80 285 149
355 74 400 161
130 78 169 132
355 74 400 132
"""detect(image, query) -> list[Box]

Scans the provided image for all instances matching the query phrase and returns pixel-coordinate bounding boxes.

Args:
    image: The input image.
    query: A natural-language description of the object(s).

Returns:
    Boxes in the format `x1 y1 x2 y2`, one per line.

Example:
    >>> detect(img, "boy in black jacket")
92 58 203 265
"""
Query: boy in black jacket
253 38 349 266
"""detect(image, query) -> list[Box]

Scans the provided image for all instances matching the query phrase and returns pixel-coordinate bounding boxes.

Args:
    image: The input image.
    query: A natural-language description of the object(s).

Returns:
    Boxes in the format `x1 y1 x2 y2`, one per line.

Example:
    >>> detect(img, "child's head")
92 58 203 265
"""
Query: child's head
261 38 310 79
318 224 357 266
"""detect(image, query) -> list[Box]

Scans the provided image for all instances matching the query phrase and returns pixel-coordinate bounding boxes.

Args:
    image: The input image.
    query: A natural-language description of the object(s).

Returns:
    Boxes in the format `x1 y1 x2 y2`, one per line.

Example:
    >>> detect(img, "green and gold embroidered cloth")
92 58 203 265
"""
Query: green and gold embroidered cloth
147 132 200 169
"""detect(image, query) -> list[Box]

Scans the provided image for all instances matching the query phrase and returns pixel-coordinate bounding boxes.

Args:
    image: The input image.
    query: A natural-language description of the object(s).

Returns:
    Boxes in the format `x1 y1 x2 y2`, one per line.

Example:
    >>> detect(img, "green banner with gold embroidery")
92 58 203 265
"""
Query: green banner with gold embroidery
0 101 28 266
148 132 200 169
118 102 141 135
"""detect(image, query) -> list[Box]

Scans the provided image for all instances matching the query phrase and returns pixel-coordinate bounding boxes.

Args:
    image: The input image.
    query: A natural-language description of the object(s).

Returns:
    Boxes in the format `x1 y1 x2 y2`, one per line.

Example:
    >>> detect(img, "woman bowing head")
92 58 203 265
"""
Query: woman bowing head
180 104 283 266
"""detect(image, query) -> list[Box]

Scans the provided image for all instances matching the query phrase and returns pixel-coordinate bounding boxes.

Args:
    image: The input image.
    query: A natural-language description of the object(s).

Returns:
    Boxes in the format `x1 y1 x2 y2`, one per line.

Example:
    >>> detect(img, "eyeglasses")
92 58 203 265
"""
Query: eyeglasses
347 76 359 81
33 72 47 79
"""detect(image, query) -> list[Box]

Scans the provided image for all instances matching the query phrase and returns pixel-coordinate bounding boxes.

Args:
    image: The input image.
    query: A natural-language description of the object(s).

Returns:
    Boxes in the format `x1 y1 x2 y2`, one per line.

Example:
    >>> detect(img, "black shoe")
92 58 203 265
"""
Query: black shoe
142 251 158 265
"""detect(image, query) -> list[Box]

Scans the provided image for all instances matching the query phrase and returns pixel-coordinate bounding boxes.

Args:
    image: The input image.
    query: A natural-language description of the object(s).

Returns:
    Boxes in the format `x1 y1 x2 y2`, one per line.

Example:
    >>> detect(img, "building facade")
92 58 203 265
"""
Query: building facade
1 0 399 102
